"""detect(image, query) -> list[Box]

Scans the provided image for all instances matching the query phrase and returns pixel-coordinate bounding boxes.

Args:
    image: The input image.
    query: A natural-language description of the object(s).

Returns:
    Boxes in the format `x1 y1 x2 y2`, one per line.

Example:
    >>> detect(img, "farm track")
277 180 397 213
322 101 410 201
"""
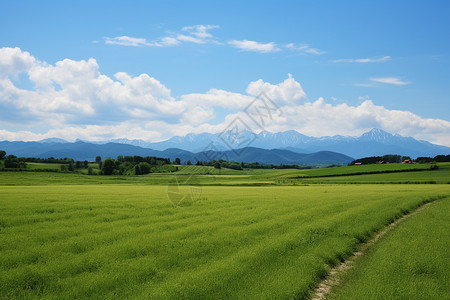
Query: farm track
310 199 438 300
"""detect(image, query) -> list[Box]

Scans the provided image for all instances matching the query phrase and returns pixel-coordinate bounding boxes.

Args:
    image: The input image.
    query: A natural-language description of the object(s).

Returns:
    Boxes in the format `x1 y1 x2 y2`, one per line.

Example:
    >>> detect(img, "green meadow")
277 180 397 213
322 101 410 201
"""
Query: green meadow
0 163 449 298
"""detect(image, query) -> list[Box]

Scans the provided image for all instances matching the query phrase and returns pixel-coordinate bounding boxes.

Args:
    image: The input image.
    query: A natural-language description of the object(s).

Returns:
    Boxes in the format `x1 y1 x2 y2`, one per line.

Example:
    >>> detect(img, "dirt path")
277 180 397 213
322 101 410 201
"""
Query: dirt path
310 201 434 300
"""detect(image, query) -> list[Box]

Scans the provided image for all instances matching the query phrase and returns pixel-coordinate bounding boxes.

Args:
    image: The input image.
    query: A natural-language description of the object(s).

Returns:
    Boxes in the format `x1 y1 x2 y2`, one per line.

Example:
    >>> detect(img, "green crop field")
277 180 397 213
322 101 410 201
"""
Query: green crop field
2 162 449 186
26 162 63 171
331 199 450 299
0 162 449 299
283 162 434 178
0 183 448 299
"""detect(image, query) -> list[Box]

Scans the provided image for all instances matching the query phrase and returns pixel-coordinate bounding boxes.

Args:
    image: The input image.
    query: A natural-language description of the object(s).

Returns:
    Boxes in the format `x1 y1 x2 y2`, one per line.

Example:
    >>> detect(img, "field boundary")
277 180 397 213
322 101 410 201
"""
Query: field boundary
309 196 446 300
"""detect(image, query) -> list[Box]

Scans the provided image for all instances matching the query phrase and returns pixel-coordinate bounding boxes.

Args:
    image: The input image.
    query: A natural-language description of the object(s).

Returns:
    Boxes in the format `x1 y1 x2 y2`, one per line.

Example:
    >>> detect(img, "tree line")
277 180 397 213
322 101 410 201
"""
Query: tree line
0 150 177 175
350 154 450 165
98 155 175 175
194 160 312 170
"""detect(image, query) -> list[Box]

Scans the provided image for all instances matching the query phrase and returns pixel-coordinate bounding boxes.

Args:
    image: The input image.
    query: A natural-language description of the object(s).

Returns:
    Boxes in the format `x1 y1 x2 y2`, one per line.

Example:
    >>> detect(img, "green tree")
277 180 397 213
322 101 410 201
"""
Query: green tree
0 150 6 159
137 162 151 175
95 155 102 169
174 158 181 165
119 161 133 175
416 157 433 163
186 160 192 165
382 155 401 163
101 158 116 175
134 164 141 175
434 155 450 162
214 161 221 169
87 166 93 175
4 155 26 168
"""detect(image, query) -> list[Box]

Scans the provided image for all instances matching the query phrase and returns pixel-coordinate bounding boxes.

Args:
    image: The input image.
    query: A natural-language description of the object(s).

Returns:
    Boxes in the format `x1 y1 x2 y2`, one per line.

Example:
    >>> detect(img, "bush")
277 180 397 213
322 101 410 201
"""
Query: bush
137 162 151 175
4 156 26 169
101 158 116 175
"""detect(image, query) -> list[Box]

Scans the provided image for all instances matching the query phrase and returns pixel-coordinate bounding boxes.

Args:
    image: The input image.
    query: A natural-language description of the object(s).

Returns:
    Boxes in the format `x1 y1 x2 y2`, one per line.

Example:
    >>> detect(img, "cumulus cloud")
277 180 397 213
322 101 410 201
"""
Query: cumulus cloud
228 40 280 53
246 74 307 104
231 98 449 146
332 56 391 63
0 47 37 77
0 47 183 125
0 122 163 142
181 106 215 125
181 89 254 110
0 47 449 146
370 77 411 85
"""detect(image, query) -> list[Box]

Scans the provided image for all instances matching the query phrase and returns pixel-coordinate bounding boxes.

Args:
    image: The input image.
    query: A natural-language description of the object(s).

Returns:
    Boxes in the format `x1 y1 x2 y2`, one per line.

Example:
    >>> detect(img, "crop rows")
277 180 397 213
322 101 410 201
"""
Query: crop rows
1 185 448 298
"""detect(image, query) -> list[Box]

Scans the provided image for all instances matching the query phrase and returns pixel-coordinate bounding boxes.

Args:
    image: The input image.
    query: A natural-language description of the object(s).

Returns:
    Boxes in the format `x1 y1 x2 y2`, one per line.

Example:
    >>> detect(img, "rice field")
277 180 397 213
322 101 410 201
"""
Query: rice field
1 184 448 298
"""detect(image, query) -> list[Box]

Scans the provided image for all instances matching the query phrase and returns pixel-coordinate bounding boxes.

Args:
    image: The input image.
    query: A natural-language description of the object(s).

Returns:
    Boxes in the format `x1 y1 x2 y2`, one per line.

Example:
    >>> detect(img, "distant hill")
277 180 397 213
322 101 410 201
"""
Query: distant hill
196 148 354 165
0 141 354 165
3 128 448 161
103 128 449 158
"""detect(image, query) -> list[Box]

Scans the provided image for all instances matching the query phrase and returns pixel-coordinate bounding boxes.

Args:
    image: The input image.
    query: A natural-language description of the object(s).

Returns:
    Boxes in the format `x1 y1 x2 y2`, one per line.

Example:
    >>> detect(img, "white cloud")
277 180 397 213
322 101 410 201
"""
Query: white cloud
0 47 183 125
181 106 215 125
259 98 450 146
0 47 37 77
332 56 391 63
104 25 219 47
102 25 325 56
370 77 411 85
104 36 180 47
104 36 153 47
353 83 377 87
181 89 254 110
228 40 280 53
1 47 449 146
159 37 179 46
182 25 218 38
0 122 162 142
246 74 307 104
285 43 325 55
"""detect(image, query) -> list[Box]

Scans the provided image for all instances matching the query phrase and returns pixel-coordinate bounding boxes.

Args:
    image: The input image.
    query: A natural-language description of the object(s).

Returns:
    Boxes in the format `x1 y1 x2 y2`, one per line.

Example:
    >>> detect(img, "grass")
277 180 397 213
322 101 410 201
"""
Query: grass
1 163 449 186
285 162 434 178
330 198 450 299
0 184 449 298
0 163 448 298
26 162 63 170
294 163 450 184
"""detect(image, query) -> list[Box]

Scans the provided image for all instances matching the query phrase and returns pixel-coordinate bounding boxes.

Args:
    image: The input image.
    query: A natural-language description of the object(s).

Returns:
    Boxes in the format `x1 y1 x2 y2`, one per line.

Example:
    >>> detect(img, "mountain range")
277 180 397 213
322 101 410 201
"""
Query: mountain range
0 141 354 165
91 128 449 158
0 128 448 164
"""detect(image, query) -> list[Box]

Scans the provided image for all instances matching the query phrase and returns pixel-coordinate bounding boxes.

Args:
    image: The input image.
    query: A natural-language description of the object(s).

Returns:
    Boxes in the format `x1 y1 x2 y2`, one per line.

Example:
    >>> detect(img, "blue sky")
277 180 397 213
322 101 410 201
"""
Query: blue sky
0 0 449 145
